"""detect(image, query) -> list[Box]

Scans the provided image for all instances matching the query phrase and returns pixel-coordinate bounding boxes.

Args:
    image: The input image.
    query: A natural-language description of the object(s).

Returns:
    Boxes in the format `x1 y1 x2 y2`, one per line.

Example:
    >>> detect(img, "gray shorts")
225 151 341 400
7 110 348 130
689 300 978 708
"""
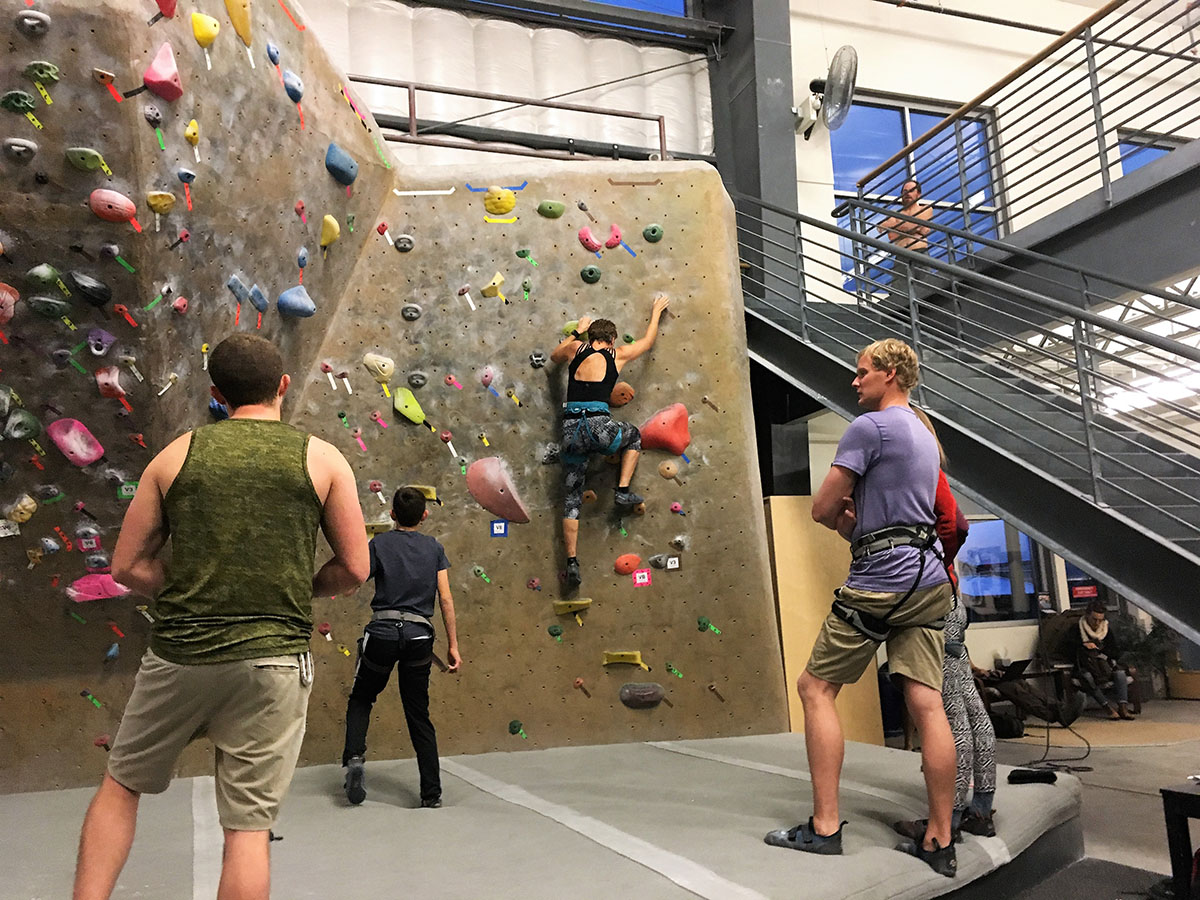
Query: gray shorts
107 648 312 830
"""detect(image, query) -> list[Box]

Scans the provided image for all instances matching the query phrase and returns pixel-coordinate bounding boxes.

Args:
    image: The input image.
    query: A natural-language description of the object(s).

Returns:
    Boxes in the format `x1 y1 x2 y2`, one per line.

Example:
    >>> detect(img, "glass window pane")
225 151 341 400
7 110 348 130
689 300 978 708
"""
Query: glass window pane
831 104 906 193
955 520 1038 622
587 0 686 13
1118 140 1171 176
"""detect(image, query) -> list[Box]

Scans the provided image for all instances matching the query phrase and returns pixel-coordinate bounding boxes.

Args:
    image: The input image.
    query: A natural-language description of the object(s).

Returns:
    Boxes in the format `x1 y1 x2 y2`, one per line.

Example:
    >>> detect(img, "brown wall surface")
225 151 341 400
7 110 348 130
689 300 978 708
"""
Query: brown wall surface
0 0 788 793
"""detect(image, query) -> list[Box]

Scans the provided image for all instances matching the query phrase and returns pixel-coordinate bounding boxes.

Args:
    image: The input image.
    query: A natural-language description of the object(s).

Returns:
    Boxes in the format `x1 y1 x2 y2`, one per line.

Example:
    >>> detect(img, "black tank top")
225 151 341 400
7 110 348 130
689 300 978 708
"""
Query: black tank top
566 345 618 404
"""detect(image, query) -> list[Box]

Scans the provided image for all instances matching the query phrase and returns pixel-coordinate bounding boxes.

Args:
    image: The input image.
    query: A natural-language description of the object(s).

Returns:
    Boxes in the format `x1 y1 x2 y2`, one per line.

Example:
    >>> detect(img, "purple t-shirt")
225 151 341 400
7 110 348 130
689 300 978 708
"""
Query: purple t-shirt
831 405 948 592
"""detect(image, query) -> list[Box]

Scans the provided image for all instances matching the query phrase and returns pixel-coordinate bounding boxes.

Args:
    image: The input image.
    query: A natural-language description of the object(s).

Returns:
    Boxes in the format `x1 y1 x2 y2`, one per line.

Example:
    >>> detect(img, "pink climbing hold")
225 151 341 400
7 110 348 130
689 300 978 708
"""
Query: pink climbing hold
89 189 137 224
0 283 18 325
46 418 105 467
144 43 183 102
578 226 602 253
640 403 691 455
614 553 642 575
68 573 130 603
605 224 622 249
465 457 530 524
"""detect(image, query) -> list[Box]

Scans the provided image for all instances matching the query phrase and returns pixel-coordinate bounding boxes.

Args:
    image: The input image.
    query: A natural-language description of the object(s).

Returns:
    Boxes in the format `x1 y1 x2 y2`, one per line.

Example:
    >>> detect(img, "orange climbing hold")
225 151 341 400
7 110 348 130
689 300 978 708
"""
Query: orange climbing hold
614 553 641 575
610 381 635 407
465 457 530 524
640 403 690 455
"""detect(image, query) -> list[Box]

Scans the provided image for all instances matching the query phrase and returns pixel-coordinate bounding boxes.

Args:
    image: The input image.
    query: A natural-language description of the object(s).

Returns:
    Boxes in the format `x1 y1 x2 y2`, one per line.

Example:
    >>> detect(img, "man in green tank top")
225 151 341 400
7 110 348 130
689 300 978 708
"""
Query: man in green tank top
73 334 370 900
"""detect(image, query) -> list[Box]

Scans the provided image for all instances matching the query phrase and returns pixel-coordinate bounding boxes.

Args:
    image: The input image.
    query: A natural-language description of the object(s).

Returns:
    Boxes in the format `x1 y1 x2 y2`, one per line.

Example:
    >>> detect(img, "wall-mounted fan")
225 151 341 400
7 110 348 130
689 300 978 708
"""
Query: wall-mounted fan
794 45 858 140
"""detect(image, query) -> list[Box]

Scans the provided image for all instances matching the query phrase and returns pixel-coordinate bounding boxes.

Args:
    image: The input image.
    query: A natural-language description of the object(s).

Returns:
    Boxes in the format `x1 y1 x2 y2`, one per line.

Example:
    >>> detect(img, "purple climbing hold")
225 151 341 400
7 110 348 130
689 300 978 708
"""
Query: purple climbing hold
87 328 116 356
278 285 316 317
324 142 358 186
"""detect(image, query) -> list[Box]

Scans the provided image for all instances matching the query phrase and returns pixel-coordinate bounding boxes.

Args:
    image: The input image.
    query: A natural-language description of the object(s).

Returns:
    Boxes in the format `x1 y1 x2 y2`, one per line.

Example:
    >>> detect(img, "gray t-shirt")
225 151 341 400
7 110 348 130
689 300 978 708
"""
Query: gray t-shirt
831 405 948 592
369 529 450 620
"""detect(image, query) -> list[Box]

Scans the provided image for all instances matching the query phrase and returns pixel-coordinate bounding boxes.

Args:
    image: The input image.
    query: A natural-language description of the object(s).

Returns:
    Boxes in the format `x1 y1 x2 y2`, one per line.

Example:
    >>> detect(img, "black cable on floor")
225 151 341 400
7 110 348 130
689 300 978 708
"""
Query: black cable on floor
1021 720 1094 772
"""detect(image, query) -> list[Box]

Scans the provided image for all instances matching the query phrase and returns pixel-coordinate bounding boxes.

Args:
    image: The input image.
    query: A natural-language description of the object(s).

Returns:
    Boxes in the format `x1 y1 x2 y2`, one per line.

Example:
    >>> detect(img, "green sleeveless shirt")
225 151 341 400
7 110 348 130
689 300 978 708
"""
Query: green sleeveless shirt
151 419 323 664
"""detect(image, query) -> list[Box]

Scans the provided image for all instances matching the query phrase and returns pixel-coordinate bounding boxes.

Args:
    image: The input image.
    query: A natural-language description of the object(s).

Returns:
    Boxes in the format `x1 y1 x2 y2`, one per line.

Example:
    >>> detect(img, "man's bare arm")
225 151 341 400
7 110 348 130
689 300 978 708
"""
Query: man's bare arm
111 435 189 597
312 440 370 596
812 465 859 535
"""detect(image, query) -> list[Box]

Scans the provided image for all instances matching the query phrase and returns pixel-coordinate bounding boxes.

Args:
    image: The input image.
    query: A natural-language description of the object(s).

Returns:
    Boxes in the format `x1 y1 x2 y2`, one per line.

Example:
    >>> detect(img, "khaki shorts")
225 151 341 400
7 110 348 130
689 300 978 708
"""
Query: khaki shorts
806 582 954 690
108 649 313 831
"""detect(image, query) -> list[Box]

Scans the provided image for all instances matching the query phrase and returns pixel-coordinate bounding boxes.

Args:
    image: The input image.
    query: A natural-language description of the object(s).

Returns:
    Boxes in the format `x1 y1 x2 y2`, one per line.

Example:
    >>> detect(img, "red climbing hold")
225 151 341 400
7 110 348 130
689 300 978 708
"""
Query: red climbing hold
156 0 178 17
144 43 183 102
614 553 641 575
605 224 622 249
640 403 690 455
466 457 530 524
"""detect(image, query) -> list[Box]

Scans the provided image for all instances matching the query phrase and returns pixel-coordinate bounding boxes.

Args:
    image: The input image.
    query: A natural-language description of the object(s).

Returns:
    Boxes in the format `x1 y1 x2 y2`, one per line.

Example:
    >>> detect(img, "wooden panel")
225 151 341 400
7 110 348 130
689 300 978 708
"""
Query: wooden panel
766 496 884 746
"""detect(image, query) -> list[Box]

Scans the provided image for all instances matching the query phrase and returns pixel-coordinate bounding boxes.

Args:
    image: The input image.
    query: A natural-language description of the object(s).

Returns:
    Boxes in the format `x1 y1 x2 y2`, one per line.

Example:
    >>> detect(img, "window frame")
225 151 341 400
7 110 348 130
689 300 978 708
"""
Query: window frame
953 514 1047 626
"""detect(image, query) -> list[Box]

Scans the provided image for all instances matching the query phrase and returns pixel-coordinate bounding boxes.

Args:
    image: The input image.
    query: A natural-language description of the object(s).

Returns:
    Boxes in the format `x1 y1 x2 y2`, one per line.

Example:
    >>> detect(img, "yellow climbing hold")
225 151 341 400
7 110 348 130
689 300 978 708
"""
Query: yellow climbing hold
481 272 505 298
320 214 341 248
224 0 252 46
392 388 426 425
146 191 176 215
408 484 441 505
483 185 516 215
191 12 220 47
184 119 199 146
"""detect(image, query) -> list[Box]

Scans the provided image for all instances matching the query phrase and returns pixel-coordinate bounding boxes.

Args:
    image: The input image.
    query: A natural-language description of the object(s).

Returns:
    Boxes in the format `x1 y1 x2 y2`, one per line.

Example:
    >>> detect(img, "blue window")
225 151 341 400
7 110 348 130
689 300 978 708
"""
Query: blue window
955 519 1042 623
1118 140 1172 176
587 0 686 14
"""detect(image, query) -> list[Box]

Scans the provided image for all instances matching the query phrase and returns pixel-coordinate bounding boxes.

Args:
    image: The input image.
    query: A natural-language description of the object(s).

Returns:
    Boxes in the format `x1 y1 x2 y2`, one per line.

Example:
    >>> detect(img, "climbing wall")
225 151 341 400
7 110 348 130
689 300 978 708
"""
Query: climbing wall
0 0 788 794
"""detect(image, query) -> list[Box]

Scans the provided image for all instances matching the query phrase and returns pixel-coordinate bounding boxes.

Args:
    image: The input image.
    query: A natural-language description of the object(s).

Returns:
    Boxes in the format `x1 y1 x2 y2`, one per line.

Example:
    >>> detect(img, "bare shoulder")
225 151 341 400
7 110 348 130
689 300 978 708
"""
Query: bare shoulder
306 435 353 501
151 431 193 493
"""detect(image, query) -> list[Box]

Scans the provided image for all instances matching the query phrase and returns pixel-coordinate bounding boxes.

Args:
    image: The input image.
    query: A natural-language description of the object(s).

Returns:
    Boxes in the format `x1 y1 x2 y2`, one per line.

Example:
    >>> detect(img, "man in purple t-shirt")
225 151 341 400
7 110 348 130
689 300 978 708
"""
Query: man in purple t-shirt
764 339 958 879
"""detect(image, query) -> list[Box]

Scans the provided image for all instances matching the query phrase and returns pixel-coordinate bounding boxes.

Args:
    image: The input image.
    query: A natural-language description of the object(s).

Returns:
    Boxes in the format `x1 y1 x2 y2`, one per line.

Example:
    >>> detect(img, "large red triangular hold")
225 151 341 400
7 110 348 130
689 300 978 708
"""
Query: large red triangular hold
639 403 691 455
465 457 530 524
156 0 179 17
143 43 183 102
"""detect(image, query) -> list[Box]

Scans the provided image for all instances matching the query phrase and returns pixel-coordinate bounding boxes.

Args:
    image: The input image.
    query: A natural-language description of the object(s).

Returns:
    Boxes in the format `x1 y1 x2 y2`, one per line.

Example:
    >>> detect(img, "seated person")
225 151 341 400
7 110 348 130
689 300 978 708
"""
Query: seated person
973 664 1084 727
1073 600 1137 720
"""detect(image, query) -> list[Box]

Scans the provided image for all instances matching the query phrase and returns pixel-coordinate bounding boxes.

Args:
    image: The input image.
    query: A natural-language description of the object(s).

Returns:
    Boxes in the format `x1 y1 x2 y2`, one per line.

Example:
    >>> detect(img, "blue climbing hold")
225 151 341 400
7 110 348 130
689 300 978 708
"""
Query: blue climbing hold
248 283 269 313
177 167 196 184
226 274 251 304
266 42 281 65
297 247 308 269
278 285 316 317
324 142 358 186
209 397 229 420
283 70 303 103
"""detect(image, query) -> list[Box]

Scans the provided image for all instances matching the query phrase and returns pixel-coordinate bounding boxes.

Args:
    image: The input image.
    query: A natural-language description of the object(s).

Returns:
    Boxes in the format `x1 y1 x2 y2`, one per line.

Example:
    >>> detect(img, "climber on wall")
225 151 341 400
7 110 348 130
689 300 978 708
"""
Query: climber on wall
550 293 671 586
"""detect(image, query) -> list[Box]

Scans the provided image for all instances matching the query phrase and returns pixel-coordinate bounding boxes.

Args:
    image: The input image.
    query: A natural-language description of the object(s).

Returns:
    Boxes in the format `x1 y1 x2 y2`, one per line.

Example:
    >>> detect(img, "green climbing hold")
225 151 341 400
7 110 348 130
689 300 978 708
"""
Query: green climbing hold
643 223 664 243
580 265 601 285
65 147 106 172
27 294 72 319
27 263 62 286
23 61 60 83
508 719 528 739
1 91 36 113
548 624 563 643
536 200 565 218
623 334 635 344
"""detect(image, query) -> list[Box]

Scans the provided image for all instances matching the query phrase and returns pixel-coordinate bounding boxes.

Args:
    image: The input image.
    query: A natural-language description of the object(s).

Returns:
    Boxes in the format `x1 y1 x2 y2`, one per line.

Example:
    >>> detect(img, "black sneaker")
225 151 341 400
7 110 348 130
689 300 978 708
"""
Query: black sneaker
892 817 962 844
764 817 845 855
613 488 644 507
344 757 366 805
565 558 582 587
959 808 995 837
897 837 957 877
421 796 442 808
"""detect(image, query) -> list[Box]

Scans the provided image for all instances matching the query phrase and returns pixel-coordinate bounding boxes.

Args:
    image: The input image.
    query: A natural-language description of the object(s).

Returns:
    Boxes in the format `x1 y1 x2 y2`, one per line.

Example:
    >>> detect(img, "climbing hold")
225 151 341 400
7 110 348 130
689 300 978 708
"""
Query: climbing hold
578 226 602 253
4 408 42 440
548 624 563 643
5 493 37 524
529 350 547 369
1 91 36 113
610 382 635 407
602 650 650 670
224 0 252 45
3 138 37 162
70 273 112 308
325 143 358 186
67 573 129 602
643 224 664 243
658 459 681 480
209 398 229 420
297 247 309 269
320 215 340 248
605 224 623 249
184 119 200 146
670 502 685 515
26 263 63 288
65 147 106 172
481 273 505 300
554 598 591 615
248 284 269 313
172 295 188 314
95 366 126 403
16 10 52 37
407 372 427 389
277 285 316 317
395 234 414 252
392 388 427 425
88 189 137 224
192 12 220 46
508 720 527 739
46 419 104 466
480 367 494 388
619 683 666 709
465 457 530 524
146 191 176 215
582 490 597 504
649 554 669 569
154 0 178 19
26 295 71 319
226 274 251 307
614 553 641 575
24 60 59 84
401 304 422 321
282 70 304 103
580 266 601 284
144 43 183 102
526 578 541 591
363 352 395 383
0 284 16 324
483 186 516 215
87 329 116 356
536 200 565 218
266 42 281 65
640 404 691 455
143 105 163 127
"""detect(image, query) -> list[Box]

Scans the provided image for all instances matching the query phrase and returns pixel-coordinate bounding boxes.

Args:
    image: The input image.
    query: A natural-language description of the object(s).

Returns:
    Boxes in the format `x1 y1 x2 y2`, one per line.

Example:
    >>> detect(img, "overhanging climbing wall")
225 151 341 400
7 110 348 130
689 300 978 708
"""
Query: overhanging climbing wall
0 0 788 794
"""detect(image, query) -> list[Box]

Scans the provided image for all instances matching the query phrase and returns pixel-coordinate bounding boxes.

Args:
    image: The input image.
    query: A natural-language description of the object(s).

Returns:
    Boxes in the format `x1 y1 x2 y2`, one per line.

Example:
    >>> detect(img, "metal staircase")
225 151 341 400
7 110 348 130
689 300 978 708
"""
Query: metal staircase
736 193 1200 643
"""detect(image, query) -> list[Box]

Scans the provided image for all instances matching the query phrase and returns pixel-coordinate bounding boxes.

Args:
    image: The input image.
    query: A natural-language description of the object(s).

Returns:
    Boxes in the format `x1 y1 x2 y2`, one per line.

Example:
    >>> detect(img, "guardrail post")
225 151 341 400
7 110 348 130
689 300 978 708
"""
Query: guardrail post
954 119 974 266
1072 319 1105 503
1083 26 1113 206
905 260 929 406
848 205 871 309
794 220 810 342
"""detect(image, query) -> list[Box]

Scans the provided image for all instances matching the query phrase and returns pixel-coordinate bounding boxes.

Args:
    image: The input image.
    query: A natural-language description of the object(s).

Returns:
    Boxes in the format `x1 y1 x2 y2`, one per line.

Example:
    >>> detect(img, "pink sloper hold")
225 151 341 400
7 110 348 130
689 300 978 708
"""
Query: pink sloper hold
46 418 105 466
68 573 130 602
465 457 530 524
89 189 137 224
144 43 183 102
639 403 691 455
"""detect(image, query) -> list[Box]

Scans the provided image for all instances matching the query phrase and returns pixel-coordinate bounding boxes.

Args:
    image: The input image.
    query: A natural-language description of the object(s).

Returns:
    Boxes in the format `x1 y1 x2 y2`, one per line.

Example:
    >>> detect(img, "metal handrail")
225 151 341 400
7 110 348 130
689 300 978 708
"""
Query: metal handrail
855 0 1200 237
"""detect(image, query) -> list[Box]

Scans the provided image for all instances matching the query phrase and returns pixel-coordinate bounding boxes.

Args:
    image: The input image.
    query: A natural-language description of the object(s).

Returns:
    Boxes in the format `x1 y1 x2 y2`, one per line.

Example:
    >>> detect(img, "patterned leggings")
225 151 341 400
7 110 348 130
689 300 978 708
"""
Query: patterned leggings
560 413 640 519
944 654 996 809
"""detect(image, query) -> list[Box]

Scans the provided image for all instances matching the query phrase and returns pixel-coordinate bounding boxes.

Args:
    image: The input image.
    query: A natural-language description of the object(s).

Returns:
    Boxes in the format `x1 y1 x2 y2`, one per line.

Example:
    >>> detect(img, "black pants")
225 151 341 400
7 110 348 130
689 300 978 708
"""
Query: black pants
342 621 440 802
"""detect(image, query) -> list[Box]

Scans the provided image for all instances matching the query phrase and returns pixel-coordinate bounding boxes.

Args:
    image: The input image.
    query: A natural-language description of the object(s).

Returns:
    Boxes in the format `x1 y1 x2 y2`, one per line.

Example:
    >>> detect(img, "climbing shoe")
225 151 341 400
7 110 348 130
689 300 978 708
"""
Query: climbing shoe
420 796 442 809
764 817 845 855
959 808 996 837
897 837 957 878
613 488 644 507
565 557 582 587
892 817 962 844
344 756 366 805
